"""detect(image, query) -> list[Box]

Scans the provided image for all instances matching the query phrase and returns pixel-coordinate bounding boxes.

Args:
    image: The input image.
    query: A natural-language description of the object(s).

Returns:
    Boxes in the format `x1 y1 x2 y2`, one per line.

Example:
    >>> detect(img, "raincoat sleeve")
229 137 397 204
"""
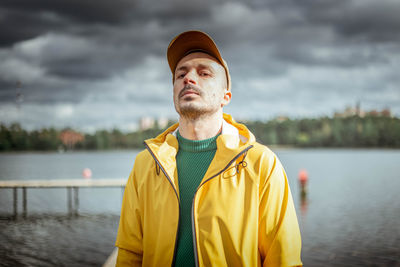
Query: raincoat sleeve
115 164 143 266
258 154 302 267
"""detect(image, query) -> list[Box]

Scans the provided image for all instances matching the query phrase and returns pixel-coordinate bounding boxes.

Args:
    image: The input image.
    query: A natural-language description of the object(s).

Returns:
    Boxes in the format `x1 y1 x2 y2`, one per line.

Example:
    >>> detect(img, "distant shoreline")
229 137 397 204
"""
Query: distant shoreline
2 115 400 151
1 146 400 153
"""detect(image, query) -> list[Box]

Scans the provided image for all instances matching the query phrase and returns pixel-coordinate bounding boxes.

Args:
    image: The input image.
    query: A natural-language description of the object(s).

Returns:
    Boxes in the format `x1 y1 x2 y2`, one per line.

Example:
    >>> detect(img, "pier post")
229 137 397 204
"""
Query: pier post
67 187 72 215
22 188 27 218
73 187 79 216
13 188 18 219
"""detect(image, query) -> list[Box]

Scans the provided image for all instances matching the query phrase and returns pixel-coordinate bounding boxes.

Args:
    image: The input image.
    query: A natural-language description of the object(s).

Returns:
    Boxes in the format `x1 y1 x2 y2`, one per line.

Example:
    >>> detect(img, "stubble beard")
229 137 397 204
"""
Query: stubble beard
179 103 210 121
175 84 219 121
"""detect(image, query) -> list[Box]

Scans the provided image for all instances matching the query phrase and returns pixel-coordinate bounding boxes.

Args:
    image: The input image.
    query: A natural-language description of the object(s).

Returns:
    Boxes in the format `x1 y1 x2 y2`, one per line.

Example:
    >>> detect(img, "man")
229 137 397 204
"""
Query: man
115 30 302 267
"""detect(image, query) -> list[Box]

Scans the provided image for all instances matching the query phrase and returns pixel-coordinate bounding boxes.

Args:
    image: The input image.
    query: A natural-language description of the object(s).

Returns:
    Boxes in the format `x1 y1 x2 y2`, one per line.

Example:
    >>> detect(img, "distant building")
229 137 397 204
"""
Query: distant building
380 108 391 117
366 108 391 117
157 117 169 129
139 117 155 130
275 116 289 122
334 106 365 118
59 130 84 150
140 116 170 130
334 104 391 118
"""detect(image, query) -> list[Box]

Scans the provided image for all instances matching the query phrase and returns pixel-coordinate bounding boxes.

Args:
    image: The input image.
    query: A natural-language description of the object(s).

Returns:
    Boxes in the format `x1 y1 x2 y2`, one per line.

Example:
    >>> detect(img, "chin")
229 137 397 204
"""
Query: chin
179 105 202 114
178 104 206 118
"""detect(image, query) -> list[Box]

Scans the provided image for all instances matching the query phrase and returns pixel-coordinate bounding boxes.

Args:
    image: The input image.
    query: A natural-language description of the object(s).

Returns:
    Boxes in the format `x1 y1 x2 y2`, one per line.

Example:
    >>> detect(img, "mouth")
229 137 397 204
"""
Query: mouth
178 84 202 99
181 90 199 97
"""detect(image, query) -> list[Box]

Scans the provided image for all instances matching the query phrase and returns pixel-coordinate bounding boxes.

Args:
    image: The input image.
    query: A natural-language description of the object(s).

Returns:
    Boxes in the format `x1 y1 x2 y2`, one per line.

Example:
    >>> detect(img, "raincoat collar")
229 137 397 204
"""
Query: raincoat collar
171 115 248 144
144 113 256 189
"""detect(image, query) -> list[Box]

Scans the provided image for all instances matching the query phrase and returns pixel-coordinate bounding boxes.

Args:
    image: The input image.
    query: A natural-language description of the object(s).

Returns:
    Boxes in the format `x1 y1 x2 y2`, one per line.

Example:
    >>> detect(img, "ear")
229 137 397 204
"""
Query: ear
221 89 232 107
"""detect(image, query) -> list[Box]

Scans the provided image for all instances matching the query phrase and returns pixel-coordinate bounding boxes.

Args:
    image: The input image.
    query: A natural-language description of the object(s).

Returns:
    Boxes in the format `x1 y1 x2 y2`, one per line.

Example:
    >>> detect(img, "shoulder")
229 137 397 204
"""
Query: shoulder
125 149 158 193
249 142 275 156
132 149 154 172
135 148 152 163
128 149 155 184
248 142 278 166
247 142 286 184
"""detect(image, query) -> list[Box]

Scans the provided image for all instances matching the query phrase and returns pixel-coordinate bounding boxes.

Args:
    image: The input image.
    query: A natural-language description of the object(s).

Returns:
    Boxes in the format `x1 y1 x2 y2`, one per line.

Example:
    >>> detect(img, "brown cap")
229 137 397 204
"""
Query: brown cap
167 30 231 91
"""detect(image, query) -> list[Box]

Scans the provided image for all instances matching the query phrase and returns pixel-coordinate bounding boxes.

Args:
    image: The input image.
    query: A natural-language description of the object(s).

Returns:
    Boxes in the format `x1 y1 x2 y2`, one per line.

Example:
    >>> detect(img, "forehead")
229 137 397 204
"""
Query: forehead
175 52 222 71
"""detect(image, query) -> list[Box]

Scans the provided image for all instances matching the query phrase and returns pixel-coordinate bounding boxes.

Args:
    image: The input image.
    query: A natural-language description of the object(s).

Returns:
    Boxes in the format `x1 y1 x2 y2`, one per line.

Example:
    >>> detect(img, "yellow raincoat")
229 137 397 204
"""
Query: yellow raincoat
115 113 302 266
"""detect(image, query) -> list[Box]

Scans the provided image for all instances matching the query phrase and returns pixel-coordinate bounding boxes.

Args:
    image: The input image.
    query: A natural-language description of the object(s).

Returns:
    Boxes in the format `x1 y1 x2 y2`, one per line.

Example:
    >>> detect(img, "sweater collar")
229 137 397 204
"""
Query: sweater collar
176 131 219 152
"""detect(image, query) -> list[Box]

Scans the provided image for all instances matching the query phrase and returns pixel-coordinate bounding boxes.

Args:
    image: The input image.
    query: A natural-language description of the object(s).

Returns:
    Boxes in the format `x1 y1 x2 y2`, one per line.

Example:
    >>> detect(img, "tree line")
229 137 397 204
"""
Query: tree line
1 115 399 151
244 115 400 148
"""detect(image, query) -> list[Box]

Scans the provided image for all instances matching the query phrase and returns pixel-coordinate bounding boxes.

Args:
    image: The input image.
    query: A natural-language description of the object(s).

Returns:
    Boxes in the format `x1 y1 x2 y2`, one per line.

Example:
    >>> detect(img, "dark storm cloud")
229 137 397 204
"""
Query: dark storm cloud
0 0 399 130
0 80 16 101
0 0 213 47
295 0 400 43
1 0 135 25
0 7 66 47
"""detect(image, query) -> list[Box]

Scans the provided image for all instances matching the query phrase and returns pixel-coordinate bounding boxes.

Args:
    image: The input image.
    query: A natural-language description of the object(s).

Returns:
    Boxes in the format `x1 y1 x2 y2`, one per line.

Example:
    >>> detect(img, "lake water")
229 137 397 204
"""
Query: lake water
0 149 399 266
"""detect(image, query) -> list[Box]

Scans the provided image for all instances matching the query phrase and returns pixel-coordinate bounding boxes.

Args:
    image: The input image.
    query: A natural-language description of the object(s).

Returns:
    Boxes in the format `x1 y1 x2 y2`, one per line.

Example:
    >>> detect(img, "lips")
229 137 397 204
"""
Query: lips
179 84 201 98
181 90 199 97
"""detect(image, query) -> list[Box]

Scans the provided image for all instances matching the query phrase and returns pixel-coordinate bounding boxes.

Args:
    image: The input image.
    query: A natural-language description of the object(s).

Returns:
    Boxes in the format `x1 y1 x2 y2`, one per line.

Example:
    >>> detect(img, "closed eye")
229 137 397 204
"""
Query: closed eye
176 73 186 79
199 71 211 77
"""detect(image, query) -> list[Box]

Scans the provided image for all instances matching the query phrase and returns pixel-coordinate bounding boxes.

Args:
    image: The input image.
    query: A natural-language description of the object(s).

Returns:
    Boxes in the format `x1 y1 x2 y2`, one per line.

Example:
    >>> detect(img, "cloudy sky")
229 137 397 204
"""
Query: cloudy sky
0 0 399 132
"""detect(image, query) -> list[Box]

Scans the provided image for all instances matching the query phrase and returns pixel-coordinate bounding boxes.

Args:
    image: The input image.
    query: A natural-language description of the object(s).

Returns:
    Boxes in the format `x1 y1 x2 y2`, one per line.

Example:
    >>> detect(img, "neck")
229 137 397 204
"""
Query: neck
178 111 223 140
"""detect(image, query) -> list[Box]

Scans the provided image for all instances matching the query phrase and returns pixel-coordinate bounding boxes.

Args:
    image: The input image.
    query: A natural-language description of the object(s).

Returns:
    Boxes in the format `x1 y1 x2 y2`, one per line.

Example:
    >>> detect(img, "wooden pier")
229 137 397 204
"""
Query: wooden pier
0 179 127 218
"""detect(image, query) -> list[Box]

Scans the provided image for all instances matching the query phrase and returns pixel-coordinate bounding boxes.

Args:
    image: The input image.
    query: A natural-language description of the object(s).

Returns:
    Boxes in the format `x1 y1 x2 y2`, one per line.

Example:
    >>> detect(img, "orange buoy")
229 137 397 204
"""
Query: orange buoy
298 169 309 215
298 169 308 186
82 168 92 179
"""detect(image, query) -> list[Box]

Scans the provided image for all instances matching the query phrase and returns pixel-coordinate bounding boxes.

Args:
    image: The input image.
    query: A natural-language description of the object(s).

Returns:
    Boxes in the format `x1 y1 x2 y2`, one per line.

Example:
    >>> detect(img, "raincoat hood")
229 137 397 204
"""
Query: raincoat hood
146 113 255 149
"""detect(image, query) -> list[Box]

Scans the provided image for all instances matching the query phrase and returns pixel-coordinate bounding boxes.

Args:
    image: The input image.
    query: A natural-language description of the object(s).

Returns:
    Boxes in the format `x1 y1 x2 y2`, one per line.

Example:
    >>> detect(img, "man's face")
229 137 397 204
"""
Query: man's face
173 52 231 120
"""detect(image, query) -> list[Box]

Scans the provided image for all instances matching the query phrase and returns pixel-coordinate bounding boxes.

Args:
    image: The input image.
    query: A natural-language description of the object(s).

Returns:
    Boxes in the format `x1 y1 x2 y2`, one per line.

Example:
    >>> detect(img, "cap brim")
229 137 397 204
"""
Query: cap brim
167 30 224 73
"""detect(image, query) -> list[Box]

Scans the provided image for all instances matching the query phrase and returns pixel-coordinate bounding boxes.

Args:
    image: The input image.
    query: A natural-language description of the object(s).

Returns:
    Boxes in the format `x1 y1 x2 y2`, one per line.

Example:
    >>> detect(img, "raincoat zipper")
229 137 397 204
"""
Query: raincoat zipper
191 145 254 267
144 142 181 267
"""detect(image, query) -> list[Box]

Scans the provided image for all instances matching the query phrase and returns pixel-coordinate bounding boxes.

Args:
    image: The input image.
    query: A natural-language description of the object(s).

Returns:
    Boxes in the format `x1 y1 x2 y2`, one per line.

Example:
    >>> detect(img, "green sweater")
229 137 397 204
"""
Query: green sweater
174 131 219 267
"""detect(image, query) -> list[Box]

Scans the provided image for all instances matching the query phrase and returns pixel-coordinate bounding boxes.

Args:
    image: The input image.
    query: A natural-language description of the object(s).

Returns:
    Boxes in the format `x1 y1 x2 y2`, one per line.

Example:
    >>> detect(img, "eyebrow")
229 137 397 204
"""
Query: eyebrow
176 66 188 72
176 64 215 73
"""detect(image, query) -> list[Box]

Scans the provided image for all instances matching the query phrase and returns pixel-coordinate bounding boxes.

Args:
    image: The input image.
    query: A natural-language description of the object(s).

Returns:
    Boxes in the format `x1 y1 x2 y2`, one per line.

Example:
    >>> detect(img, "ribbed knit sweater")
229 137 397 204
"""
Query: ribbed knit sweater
174 131 219 267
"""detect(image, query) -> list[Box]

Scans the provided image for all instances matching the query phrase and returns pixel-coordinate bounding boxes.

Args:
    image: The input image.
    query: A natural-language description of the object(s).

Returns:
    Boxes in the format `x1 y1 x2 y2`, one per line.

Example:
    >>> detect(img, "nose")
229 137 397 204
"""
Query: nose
183 70 197 85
